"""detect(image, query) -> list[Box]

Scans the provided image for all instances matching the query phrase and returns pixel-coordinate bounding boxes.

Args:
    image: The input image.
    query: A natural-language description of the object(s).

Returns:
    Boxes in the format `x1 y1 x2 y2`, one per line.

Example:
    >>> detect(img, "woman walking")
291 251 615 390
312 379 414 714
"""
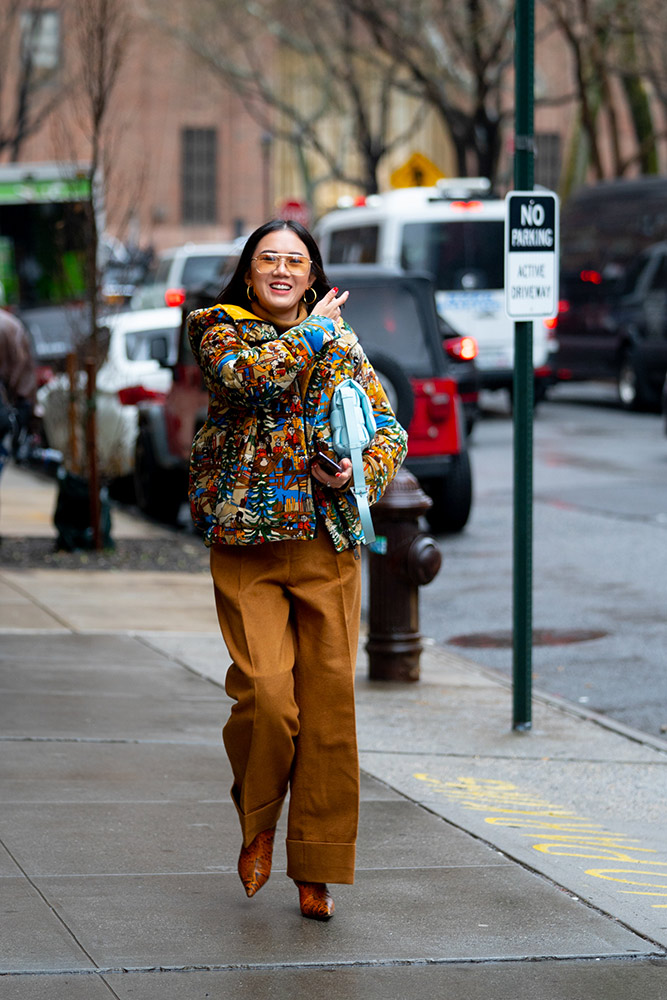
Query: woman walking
187 219 407 919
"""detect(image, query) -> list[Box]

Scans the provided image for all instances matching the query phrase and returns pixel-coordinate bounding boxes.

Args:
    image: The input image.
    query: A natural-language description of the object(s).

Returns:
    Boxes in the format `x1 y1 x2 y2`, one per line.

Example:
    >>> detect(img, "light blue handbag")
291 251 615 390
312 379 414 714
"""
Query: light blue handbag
330 379 377 544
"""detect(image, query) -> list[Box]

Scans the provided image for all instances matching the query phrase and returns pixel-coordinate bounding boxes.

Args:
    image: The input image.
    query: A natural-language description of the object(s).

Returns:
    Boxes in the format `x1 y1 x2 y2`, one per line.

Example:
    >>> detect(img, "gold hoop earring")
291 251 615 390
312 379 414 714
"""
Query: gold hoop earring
246 284 255 301
303 287 317 305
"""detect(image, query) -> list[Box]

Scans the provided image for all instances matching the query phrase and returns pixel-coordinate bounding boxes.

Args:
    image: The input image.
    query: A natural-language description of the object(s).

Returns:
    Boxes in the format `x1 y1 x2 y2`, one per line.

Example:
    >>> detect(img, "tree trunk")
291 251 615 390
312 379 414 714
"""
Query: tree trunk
471 110 501 181
622 73 659 174
85 359 102 550
618 23 658 175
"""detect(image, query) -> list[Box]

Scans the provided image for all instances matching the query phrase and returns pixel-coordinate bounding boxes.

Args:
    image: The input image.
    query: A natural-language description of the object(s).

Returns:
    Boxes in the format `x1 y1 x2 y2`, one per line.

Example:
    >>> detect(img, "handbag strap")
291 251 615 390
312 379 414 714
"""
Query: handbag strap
340 387 376 544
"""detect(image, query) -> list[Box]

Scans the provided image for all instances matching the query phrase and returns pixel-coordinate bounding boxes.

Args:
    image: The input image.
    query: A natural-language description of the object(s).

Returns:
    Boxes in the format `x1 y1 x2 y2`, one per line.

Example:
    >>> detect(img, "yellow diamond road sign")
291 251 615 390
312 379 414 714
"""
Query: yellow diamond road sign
390 153 444 188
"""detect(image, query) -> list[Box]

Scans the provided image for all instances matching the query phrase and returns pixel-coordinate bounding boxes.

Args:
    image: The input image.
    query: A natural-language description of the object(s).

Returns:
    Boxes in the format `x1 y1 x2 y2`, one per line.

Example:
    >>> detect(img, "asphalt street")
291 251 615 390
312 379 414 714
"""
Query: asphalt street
414 382 667 739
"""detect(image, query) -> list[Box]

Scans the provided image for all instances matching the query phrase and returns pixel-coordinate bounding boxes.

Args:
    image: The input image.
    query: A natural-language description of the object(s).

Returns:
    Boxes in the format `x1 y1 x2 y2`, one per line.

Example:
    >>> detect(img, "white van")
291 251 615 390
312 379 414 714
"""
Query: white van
315 179 554 397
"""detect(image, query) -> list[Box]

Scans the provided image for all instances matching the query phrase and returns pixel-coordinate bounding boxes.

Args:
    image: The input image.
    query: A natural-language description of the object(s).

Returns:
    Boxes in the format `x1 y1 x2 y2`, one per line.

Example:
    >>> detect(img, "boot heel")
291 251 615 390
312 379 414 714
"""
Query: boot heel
294 880 335 920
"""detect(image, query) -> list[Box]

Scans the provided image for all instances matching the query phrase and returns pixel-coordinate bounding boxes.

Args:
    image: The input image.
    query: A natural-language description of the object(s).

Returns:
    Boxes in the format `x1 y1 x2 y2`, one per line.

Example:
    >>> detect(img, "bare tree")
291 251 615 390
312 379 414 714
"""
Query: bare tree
144 0 431 200
616 6 659 175
344 0 665 187
342 0 515 182
541 0 661 187
632 0 667 167
68 0 132 547
0 0 67 159
71 0 131 348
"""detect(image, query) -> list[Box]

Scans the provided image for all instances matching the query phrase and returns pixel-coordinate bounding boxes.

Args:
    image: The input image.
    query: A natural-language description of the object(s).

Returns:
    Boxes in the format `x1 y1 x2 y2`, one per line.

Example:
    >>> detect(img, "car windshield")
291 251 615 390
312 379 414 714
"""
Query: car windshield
329 226 380 263
338 284 433 376
619 252 652 295
104 263 147 285
125 326 178 362
401 220 505 291
181 255 227 287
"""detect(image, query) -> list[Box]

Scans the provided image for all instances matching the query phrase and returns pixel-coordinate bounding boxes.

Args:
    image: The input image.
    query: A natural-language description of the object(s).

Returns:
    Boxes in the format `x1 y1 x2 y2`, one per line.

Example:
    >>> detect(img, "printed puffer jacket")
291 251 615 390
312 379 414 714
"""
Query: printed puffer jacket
187 303 408 551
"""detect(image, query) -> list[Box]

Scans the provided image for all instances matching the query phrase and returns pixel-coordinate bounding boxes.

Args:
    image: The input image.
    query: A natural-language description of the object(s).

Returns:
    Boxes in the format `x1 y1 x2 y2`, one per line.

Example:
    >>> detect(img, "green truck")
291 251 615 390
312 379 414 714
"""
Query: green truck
0 161 94 365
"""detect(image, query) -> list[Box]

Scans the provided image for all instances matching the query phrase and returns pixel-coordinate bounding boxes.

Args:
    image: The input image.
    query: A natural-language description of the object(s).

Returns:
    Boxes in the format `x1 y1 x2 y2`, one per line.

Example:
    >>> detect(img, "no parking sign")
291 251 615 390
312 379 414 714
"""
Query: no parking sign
505 191 559 320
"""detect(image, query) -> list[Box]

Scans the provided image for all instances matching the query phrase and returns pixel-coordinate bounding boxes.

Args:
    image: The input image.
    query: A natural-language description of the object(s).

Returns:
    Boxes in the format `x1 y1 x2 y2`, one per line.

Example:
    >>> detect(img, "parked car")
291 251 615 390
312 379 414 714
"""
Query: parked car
315 179 554 401
101 251 154 308
662 372 667 435
550 244 667 410
130 242 236 311
135 268 474 533
38 308 180 489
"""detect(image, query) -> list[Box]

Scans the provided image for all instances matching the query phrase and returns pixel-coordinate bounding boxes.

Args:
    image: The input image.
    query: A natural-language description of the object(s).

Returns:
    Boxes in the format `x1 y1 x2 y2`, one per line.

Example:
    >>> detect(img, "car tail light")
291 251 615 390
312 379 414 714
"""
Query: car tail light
165 287 186 307
543 299 570 331
449 200 483 210
444 336 478 361
580 269 602 284
118 386 167 406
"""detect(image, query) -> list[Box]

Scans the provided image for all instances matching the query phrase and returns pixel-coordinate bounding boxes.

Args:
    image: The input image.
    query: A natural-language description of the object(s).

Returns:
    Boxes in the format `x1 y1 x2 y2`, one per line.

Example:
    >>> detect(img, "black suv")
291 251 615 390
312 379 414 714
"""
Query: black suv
552 245 667 410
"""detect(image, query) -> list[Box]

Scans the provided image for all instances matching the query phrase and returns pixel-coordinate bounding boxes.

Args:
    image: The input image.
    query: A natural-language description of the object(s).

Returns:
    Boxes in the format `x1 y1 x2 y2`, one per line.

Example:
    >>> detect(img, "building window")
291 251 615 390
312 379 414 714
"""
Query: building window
181 128 217 224
20 9 61 75
534 133 561 192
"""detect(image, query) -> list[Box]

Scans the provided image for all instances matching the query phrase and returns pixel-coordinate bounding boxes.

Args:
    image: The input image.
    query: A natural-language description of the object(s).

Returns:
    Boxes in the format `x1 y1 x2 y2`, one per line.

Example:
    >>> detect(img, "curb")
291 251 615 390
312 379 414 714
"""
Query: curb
426 642 667 756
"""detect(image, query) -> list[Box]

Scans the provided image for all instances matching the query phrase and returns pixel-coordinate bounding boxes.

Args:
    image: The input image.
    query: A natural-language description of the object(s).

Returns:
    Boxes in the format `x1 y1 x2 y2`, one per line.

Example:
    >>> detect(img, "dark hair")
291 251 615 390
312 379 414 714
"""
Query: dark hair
217 219 331 312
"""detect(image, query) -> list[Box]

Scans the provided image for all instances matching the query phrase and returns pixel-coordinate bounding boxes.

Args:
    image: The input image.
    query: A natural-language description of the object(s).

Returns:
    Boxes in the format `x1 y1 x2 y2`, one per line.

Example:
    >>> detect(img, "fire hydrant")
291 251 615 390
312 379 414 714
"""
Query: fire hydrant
366 468 442 682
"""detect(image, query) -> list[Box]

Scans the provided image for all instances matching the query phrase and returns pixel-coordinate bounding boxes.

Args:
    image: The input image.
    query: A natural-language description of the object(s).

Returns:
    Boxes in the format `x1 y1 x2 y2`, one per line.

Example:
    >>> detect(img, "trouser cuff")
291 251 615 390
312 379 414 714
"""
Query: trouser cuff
232 788 285 847
286 839 356 884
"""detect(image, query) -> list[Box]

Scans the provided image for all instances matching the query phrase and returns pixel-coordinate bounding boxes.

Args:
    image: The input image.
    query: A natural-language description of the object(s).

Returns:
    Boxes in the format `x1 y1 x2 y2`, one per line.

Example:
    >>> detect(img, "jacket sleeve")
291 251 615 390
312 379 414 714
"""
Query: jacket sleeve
188 308 337 407
356 352 409 506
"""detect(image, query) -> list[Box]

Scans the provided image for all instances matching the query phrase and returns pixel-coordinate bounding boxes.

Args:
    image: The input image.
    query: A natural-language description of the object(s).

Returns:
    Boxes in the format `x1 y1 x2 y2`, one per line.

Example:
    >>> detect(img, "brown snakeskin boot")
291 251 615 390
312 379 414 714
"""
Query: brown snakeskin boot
294 880 335 920
237 828 276 897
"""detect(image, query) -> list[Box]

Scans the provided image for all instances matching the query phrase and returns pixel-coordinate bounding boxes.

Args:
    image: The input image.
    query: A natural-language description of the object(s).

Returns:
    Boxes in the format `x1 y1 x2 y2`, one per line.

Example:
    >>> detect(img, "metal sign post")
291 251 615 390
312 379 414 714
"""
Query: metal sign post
505 190 559 731
511 0 536 731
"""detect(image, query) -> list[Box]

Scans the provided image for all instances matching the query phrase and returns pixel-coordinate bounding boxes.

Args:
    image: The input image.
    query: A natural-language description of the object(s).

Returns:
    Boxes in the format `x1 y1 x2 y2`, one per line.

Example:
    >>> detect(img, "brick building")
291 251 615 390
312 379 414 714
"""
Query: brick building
2 1 663 259
2 2 270 253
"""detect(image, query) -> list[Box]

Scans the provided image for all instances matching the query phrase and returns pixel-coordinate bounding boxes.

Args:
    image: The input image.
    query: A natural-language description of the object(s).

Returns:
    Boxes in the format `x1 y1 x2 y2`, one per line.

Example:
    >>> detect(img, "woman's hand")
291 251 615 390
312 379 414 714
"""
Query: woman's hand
310 287 349 322
311 456 353 490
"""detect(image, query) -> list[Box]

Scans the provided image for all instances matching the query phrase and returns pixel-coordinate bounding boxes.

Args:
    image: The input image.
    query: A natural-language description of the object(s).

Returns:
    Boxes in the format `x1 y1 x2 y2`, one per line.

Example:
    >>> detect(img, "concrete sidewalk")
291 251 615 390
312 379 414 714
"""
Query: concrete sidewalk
1 463 667 998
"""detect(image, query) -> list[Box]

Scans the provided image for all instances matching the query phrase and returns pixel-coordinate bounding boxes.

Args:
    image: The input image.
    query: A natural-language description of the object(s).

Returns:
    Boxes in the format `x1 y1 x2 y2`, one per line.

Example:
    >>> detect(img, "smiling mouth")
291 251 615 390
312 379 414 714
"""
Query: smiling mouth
270 283 292 292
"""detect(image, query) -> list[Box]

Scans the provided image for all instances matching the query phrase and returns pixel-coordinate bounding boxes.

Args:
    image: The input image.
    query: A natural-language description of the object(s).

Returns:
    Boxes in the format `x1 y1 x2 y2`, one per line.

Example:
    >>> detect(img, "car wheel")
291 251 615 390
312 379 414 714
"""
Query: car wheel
423 451 473 535
617 347 655 411
366 352 414 429
134 428 184 524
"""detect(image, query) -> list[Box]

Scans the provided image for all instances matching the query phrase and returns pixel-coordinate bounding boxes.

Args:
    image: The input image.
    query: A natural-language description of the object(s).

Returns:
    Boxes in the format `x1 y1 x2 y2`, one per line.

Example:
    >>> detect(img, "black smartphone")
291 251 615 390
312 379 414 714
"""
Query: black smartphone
313 452 343 476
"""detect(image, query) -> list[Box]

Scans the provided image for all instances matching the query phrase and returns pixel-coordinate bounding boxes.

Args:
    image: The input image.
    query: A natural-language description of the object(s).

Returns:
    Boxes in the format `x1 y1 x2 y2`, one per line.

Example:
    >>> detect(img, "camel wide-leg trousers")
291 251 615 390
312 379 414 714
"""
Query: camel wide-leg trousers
209 529 362 885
